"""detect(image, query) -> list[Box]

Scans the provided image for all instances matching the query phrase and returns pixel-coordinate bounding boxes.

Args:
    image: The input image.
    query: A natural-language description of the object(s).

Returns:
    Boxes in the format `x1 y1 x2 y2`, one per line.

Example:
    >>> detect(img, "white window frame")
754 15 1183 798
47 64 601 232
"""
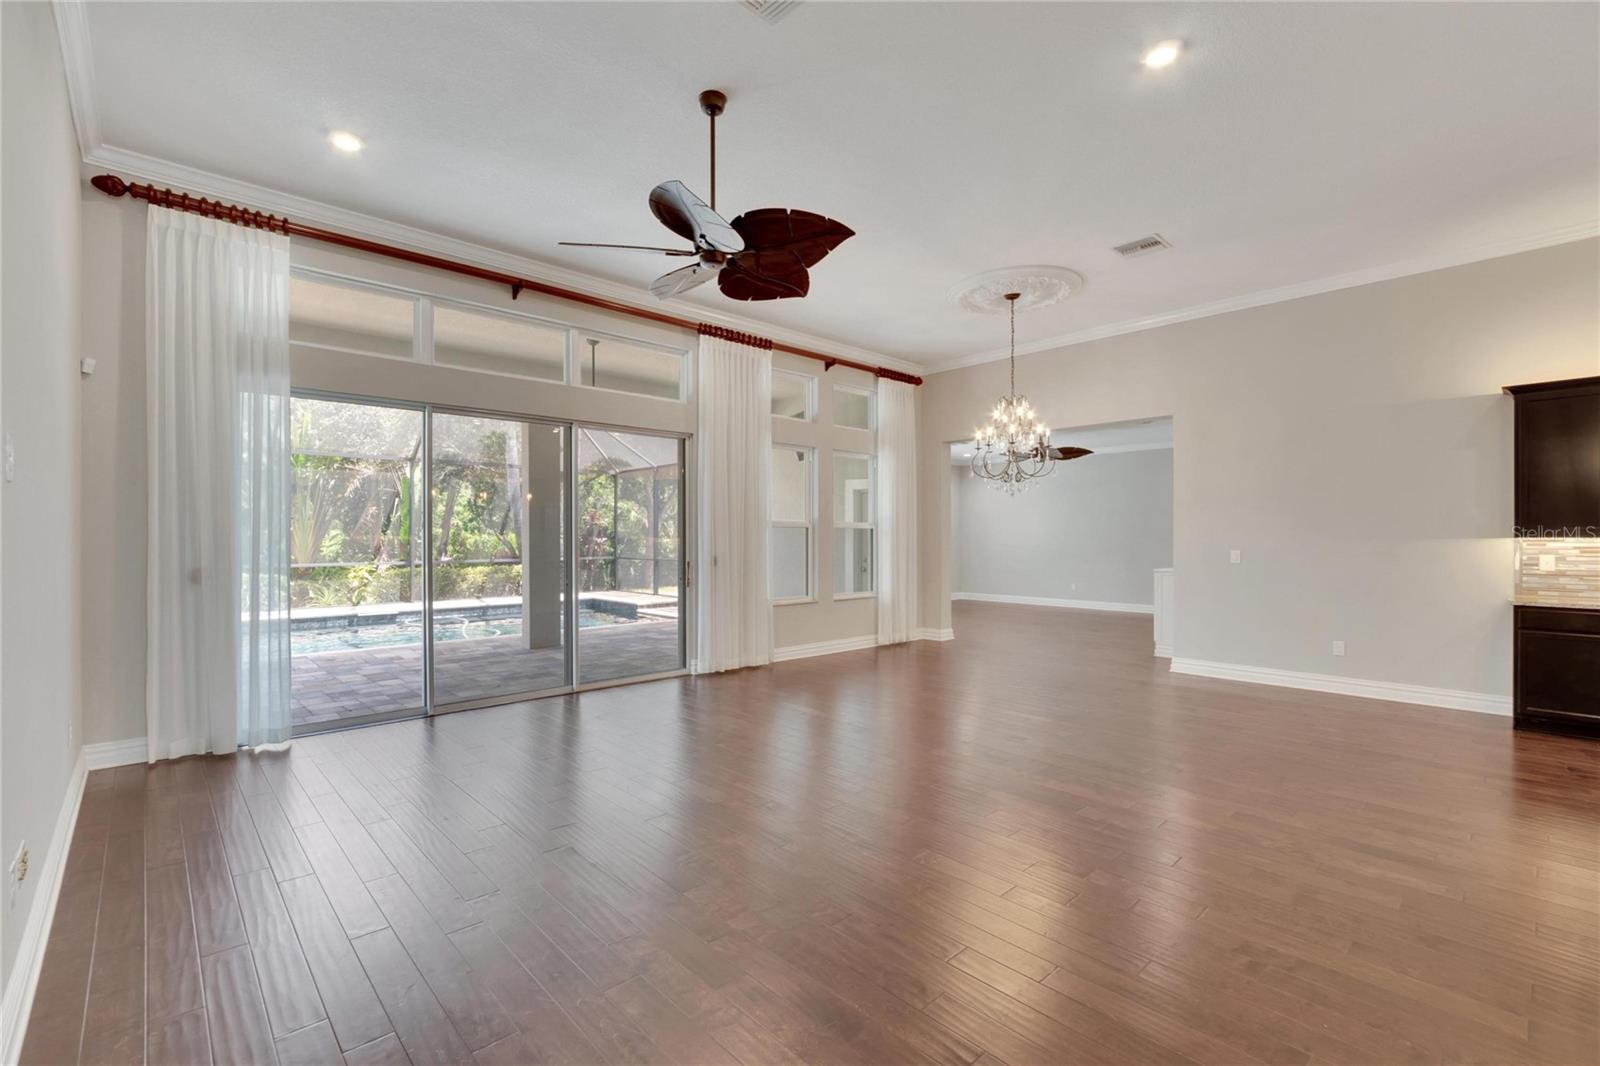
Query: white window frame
831 383 876 431
771 368 817 422
288 270 420 364
570 327 690 403
832 450 876 598
770 444 816 605
426 296 572 384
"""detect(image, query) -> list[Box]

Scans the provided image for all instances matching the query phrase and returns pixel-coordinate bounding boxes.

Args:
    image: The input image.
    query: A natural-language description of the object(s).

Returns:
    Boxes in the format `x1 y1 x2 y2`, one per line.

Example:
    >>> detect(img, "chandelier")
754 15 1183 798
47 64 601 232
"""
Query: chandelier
972 292 1053 494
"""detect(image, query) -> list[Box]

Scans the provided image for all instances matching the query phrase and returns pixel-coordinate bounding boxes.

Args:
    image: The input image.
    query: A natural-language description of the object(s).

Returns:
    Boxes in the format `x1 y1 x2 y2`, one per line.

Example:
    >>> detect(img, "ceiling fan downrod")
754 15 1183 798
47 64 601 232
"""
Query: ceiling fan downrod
699 89 727 211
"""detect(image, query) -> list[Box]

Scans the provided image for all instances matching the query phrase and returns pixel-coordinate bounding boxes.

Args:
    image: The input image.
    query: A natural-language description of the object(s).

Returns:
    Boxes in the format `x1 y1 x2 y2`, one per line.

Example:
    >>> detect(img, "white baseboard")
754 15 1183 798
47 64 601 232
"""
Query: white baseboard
84 737 147 769
915 627 955 642
772 635 880 662
1 749 87 1066
1154 643 1173 659
954 592 1154 615
1168 658 1512 717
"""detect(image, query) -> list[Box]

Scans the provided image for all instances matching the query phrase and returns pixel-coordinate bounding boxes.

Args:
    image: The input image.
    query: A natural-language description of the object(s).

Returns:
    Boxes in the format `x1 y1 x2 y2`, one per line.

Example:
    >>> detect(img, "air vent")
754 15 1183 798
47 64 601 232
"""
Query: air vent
1113 233 1171 258
741 0 802 24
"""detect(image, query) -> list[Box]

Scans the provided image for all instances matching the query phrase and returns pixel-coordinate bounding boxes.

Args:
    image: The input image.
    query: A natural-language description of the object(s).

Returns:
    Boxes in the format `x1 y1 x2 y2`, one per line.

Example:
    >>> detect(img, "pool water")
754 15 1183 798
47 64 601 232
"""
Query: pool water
292 609 627 655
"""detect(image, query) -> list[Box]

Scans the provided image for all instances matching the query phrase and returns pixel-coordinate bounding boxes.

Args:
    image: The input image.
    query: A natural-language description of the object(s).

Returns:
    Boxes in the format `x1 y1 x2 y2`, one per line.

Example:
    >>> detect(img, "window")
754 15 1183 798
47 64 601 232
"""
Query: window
832 384 874 430
433 303 566 381
771 445 814 601
576 333 685 401
290 275 414 360
772 370 815 420
832 452 874 595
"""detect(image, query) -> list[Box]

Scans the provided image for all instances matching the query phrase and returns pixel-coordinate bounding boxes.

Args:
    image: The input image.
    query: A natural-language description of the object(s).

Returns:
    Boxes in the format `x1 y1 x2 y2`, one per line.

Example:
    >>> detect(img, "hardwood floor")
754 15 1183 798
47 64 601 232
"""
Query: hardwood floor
21 601 1600 1065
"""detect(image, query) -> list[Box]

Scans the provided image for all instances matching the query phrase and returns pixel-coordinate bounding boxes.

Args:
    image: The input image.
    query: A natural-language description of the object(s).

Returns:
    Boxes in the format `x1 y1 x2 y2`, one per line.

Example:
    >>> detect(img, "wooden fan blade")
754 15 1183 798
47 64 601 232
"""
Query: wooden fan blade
1047 446 1094 461
559 241 697 256
730 208 854 269
717 257 809 301
649 181 744 254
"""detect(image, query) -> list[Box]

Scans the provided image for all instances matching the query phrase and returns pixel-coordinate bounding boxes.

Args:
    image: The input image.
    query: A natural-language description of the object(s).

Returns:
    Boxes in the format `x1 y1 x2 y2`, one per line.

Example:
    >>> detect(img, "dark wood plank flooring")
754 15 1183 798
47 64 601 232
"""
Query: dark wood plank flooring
21 602 1600 1064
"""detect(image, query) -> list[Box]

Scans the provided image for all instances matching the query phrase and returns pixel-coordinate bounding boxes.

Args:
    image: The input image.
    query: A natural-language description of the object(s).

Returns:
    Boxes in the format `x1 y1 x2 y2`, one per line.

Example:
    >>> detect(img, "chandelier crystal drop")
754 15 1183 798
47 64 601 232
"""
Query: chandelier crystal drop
972 292 1053 494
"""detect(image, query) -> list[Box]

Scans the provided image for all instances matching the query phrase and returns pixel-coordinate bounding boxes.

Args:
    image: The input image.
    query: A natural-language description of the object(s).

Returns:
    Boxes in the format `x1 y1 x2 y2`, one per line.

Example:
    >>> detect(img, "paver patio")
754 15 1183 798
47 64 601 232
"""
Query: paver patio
291 618 682 727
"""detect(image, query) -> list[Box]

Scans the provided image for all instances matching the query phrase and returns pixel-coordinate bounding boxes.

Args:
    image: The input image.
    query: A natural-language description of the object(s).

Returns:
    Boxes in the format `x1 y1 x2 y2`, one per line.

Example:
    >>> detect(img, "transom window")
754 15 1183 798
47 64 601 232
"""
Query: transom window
832 384 874 430
289 269 688 401
772 369 816 420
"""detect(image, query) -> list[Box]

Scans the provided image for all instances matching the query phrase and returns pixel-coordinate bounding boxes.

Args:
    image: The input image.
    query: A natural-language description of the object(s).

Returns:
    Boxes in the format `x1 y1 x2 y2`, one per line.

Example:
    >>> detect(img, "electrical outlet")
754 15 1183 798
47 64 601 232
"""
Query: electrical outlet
1539 554 1556 572
1332 640 1346 657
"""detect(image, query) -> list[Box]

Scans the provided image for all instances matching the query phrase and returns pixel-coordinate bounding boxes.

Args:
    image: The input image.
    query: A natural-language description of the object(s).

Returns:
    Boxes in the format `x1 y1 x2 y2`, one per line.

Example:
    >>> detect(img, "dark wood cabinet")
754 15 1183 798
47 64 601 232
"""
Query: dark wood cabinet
1504 377 1600 537
1515 607 1600 736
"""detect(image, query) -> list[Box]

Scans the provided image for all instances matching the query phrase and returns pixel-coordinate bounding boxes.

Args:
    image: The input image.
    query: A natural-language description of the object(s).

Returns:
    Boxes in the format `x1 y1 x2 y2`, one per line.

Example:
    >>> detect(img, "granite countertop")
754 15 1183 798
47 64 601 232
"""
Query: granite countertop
1513 598 1600 611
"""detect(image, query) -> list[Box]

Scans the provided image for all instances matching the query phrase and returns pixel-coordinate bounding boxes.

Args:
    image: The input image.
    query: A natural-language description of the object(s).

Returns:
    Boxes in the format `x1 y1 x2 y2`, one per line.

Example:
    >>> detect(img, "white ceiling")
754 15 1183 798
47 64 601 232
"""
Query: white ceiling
72 2 1599 368
950 417 1173 462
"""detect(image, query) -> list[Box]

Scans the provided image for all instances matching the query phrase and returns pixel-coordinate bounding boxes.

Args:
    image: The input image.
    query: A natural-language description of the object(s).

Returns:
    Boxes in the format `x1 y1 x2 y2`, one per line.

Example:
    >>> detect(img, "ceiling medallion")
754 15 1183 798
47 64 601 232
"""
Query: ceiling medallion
948 265 1084 315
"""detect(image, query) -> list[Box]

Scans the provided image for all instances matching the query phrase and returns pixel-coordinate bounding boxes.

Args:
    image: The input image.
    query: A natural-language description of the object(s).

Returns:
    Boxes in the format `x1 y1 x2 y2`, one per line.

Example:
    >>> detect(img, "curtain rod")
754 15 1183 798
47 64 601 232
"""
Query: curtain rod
89 174 923 387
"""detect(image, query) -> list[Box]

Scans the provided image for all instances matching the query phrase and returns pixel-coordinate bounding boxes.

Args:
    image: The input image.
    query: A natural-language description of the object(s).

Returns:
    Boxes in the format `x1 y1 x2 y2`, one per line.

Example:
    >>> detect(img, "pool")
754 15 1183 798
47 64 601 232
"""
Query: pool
292 609 628 655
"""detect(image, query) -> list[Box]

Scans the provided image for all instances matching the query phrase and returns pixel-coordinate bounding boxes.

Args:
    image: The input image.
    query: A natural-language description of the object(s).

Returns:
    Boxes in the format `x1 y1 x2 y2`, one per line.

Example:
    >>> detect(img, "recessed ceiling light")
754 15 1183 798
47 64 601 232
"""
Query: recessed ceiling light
1141 40 1183 69
327 130 364 154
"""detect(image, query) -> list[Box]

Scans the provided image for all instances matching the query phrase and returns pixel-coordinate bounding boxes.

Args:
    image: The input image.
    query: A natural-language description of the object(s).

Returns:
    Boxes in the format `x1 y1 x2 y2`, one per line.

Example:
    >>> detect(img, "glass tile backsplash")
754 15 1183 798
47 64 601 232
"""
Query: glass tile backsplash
1515 538 1600 608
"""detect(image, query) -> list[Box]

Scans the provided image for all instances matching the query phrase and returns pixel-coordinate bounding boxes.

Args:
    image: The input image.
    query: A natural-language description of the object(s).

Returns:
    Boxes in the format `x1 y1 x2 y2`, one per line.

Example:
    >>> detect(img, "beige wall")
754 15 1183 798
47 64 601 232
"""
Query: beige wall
920 238 1600 699
2 1 85 992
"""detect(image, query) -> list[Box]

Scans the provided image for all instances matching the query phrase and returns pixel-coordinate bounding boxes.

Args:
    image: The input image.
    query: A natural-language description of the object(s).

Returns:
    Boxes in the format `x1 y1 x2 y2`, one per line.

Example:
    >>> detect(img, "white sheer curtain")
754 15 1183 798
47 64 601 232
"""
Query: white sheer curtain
694 328 772 672
146 207 292 760
876 378 919 644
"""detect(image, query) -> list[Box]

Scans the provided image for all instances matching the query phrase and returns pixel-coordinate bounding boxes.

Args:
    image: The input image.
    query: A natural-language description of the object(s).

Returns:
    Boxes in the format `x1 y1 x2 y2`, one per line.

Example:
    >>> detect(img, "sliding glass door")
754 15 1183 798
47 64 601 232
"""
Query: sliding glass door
575 428 685 684
429 413 569 709
289 397 426 731
290 396 687 733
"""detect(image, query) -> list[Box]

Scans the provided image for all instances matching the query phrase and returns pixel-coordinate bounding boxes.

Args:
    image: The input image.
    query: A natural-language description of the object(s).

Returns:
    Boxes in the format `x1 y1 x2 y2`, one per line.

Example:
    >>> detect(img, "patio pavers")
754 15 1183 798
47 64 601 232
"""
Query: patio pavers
290 618 683 727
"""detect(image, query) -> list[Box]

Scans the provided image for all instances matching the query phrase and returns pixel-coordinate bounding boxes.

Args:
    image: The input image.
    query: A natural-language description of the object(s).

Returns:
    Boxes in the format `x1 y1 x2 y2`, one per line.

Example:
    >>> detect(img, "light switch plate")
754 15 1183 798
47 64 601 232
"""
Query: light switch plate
1229 549 1241 564
1332 640 1346 656
3 434 13 483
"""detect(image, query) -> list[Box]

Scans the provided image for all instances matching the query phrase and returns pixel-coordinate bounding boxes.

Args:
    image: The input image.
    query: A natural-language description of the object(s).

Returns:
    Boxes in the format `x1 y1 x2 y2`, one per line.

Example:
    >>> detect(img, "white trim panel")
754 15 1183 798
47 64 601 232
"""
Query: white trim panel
771 635 879 662
1168 658 1512 717
0 751 87 1066
915 627 956 641
84 737 149 769
954 592 1154 615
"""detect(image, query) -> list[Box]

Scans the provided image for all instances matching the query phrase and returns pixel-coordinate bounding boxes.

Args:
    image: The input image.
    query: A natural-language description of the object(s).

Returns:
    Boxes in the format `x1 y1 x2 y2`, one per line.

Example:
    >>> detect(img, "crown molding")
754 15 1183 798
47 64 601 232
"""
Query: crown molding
52 0 99 160
928 218 1600 375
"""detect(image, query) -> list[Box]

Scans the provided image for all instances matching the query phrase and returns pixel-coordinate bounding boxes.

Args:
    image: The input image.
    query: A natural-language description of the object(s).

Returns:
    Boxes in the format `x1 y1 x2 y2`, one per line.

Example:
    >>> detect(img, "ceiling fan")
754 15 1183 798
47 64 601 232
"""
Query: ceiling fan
560 89 855 302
